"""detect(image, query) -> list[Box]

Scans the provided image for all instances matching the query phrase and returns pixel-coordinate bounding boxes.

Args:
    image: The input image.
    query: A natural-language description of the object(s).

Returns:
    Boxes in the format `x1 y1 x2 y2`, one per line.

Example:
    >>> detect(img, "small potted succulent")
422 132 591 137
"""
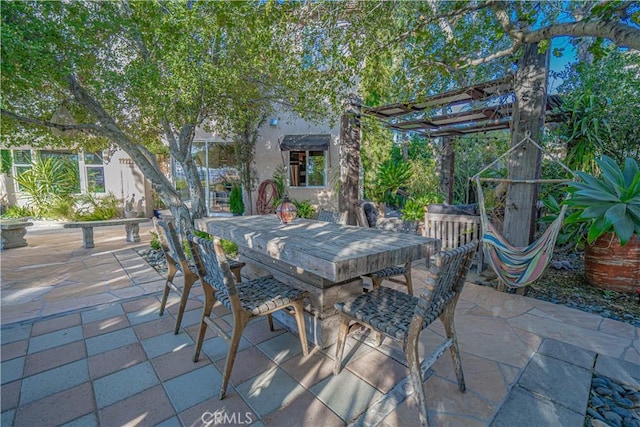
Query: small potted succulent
563 155 640 292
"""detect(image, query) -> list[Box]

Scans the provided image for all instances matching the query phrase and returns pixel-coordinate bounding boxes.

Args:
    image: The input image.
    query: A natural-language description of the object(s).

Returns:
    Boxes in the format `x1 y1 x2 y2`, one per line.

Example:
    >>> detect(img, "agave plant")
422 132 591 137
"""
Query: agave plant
563 156 640 246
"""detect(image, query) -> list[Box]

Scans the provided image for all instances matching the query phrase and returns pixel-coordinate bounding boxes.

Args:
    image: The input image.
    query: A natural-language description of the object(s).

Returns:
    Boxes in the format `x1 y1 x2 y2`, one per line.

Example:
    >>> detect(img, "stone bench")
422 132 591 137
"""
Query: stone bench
63 218 150 249
0 220 33 250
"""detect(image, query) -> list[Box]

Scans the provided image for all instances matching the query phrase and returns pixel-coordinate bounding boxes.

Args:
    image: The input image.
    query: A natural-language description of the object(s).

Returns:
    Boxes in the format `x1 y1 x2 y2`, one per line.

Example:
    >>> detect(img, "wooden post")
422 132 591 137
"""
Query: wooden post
503 43 550 247
339 94 362 225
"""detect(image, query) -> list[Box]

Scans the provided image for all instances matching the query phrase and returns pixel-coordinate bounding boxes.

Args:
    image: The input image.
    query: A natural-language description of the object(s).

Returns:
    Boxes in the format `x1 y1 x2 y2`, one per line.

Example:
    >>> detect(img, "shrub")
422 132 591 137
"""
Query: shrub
229 185 244 215
292 199 315 219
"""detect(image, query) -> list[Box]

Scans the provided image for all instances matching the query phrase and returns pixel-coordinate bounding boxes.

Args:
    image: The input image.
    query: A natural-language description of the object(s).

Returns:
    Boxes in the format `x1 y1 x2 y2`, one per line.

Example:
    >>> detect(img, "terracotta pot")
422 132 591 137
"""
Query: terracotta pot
584 232 640 293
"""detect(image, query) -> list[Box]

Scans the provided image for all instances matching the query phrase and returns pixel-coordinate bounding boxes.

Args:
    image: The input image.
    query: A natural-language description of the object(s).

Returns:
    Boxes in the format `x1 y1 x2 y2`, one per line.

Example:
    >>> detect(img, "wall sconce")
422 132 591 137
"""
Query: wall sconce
269 118 278 127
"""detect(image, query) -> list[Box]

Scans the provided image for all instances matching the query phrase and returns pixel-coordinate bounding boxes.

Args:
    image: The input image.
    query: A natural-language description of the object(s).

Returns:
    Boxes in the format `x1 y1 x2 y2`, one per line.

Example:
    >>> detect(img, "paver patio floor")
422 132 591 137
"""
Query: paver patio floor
1 221 638 426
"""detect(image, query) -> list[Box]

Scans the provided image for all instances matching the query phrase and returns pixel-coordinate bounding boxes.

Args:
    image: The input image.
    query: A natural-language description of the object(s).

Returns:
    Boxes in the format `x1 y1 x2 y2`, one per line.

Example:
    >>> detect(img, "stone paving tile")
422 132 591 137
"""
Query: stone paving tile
127 307 164 326
236 366 307 418
595 354 640 387
490 386 584 427
201 336 252 362
82 314 130 339
61 413 98 427
20 359 89 405
261 390 344 427
80 304 125 324
156 416 181 427
13 382 95 427
165 298 203 317
242 317 286 345
309 369 383 423
133 315 178 341
163 364 222 413
184 321 219 343
1 379 21 412
346 347 410 394
85 327 139 356
1 356 25 385
24 340 86 377
93 361 159 409
98 384 175 427
1 339 28 362
1 410 14 427
0 324 31 344
31 312 81 336
140 331 194 359
122 296 161 313
178 308 205 331
151 345 210 382
279 348 335 390
27 325 84 354
518 353 591 414
256 332 305 364
88 342 147 380
537 338 596 369
424 374 496 422
177 390 256 427
213 346 277 387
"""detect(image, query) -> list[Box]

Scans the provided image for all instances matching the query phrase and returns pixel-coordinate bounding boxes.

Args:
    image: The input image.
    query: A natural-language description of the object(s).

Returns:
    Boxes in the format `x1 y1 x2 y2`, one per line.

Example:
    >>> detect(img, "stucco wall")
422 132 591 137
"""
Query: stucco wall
249 112 341 215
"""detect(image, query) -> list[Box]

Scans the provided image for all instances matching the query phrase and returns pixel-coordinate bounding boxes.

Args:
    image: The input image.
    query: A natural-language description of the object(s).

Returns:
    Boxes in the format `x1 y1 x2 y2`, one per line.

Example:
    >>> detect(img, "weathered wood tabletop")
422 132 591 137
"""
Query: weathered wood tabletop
196 215 439 283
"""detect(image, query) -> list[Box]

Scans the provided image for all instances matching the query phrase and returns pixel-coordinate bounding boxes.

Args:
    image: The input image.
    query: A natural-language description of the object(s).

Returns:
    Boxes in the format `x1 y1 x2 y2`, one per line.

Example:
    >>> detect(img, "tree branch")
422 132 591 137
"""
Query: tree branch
524 20 640 50
1 108 102 133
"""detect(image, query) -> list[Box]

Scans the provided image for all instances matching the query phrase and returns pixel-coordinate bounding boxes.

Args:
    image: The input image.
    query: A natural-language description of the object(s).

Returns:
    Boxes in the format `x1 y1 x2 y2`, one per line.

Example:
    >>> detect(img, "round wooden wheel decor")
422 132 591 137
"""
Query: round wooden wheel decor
257 180 279 215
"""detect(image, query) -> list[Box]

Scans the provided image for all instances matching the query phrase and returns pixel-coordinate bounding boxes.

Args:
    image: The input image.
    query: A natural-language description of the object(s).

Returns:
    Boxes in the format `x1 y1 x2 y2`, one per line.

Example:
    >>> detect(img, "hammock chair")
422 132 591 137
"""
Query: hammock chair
472 132 575 288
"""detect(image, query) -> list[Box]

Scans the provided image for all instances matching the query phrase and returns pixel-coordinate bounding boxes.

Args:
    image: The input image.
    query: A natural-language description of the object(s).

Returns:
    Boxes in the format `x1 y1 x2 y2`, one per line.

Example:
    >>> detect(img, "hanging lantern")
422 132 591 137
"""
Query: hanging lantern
276 195 298 224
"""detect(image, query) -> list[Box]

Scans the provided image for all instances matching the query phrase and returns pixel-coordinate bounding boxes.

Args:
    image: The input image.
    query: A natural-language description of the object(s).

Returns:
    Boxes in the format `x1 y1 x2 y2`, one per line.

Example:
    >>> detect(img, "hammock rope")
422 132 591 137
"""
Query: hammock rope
472 132 574 288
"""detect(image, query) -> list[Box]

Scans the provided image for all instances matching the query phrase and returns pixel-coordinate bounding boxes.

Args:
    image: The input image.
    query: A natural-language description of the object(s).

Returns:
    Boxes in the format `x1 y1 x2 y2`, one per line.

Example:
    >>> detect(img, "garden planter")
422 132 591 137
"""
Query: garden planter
584 232 640 293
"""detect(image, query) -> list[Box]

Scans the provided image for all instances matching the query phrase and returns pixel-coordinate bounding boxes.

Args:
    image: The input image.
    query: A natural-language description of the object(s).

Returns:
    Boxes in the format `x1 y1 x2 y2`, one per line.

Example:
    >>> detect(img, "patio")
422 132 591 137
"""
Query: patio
1 222 638 426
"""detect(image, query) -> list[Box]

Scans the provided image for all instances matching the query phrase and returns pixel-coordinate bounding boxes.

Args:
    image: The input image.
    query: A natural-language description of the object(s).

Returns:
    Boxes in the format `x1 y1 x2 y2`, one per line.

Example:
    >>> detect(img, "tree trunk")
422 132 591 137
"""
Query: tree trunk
439 136 455 204
339 94 362 226
502 43 550 248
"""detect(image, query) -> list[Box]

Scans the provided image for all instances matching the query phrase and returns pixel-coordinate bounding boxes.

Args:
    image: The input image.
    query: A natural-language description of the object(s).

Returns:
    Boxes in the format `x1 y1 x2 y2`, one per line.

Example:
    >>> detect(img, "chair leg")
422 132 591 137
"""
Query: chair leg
371 277 382 291
193 285 216 363
333 315 350 375
405 336 429 427
441 302 466 392
174 273 197 335
220 315 248 399
231 266 242 282
291 301 308 356
159 262 178 316
266 313 274 331
404 272 413 295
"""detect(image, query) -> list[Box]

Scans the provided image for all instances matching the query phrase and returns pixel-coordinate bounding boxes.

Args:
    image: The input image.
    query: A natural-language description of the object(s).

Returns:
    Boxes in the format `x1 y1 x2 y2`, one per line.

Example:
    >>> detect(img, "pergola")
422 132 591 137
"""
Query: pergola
362 75 562 138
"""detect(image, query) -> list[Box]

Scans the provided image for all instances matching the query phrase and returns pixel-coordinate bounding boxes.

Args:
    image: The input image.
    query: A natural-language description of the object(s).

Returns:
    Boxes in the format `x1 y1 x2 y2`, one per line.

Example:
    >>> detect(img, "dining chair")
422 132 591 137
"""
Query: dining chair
334 241 477 427
317 209 348 225
364 218 421 295
154 219 245 334
187 233 309 399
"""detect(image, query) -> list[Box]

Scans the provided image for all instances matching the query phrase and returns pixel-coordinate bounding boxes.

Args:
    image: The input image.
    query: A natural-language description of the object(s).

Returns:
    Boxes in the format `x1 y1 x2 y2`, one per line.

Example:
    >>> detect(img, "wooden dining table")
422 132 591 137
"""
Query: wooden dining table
195 215 440 348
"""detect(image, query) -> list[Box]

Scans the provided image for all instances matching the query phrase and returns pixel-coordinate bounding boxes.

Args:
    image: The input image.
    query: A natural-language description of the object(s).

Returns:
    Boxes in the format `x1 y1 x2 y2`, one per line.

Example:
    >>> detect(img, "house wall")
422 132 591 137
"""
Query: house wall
106 151 153 218
249 112 341 215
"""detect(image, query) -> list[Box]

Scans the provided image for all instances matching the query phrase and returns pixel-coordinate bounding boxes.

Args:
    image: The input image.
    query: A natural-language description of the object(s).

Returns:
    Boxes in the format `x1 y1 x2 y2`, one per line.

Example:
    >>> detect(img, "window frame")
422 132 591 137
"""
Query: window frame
288 149 327 188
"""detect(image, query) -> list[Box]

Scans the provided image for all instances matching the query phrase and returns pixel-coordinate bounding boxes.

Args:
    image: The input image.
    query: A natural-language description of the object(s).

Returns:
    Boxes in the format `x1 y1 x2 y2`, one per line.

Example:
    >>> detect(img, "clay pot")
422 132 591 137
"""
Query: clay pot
584 232 640 293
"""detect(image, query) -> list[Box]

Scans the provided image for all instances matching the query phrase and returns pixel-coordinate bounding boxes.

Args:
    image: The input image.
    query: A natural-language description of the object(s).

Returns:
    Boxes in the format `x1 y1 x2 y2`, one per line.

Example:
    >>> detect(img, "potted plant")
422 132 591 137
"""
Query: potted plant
229 185 244 216
563 155 640 292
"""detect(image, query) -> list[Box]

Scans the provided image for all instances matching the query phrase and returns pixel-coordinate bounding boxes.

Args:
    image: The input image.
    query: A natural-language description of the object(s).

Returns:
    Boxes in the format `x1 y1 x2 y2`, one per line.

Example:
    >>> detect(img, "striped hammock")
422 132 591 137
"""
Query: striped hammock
475 177 567 288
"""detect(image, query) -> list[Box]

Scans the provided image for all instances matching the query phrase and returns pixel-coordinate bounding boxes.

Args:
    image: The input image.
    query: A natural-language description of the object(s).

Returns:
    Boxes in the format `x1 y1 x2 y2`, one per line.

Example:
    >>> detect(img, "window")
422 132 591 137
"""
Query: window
12 150 32 191
289 150 326 187
84 152 105 193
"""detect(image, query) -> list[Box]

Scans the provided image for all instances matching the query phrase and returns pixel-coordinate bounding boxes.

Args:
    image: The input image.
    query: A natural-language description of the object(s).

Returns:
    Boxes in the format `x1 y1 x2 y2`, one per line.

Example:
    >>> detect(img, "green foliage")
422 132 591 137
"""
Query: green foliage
553 48 640 172
149 231 162 251
402 193 444 221
220 239 239 258
292 200 315 219
74 193 120 221
563 156 640 246
1 150 12 174
0 204 33 219
539 195 587 251
371 160 412 208
272 165 286 205
229 185 245 215
14 156 79 219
